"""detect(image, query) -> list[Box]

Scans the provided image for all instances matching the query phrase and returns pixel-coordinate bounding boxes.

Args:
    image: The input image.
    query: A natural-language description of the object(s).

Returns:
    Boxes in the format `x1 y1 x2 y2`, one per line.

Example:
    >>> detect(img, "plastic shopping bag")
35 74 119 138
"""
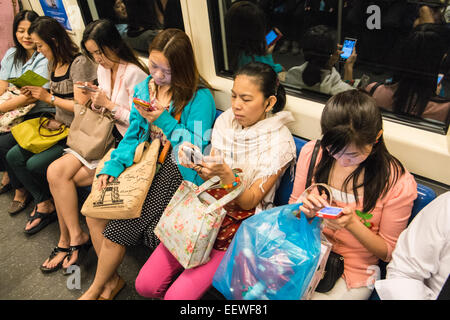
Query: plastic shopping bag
212 203 321 300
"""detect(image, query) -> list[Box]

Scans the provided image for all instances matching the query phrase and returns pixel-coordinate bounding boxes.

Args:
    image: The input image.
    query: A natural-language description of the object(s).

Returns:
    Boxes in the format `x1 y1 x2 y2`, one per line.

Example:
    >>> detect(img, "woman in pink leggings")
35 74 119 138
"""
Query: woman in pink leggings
135 62 297 300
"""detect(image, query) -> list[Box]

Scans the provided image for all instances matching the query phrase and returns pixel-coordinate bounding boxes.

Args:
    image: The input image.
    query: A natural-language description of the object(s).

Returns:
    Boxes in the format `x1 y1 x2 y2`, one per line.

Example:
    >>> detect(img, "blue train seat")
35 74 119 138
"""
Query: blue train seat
273 136 308 206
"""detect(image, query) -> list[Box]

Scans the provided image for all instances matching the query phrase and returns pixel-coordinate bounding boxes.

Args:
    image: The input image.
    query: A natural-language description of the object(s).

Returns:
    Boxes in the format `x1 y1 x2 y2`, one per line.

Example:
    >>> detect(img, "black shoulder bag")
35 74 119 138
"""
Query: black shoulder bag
305 139 345 293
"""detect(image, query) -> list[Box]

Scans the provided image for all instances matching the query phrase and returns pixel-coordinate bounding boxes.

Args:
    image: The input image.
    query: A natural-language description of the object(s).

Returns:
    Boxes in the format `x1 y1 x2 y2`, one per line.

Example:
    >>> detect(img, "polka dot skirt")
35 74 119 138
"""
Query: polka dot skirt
103 153 183 249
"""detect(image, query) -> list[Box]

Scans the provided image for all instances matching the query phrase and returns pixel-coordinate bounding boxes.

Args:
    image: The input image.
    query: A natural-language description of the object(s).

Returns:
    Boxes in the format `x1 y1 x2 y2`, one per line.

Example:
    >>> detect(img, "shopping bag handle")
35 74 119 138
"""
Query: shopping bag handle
133 139 160 163
204 183 243 214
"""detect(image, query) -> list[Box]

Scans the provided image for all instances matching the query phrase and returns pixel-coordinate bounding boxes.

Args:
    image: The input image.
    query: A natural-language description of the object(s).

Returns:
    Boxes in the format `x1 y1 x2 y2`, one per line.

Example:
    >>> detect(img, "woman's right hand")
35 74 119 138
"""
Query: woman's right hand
177 141 199 169
97 174 115 190
298 192 330 219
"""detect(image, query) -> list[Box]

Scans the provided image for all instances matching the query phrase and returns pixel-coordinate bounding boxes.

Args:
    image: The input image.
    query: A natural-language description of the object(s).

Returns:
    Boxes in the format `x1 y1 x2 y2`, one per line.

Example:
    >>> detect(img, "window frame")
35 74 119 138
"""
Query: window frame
206 0 450 135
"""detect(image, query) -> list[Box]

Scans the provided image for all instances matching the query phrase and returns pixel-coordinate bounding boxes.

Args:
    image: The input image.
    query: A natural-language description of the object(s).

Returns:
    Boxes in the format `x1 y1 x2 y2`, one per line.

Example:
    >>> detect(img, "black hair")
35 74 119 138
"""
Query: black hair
225 1 267 70
81 19 149 74
28 16 80 72
392 23 447 117
301 25 336 87
315 90 405 213
12 10 39 68
234 62 286 113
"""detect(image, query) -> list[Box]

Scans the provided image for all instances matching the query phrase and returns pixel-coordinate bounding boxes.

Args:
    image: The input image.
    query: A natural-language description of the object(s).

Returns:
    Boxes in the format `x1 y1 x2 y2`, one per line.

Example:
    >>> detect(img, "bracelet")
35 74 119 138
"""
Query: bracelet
344 79 355 86
221 171 240 189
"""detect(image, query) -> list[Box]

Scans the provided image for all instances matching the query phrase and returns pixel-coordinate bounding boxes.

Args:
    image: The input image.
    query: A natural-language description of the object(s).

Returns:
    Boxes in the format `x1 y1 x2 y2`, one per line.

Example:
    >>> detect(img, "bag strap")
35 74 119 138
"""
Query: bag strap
157 111 181 164
305 139 321 189
195 168 242 195
205 183 243 214
38 114 67 137
133 139 161 163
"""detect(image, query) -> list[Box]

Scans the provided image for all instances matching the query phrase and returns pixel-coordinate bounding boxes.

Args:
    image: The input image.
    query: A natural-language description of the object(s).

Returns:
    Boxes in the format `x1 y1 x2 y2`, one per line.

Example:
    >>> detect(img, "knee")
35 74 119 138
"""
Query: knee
135 270 163 299
6 146 24 167
47 159 64 186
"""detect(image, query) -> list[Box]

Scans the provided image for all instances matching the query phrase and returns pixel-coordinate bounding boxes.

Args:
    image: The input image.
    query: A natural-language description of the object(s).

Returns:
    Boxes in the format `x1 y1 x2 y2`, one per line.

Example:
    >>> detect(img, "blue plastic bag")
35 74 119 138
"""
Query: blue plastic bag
212 203 321 300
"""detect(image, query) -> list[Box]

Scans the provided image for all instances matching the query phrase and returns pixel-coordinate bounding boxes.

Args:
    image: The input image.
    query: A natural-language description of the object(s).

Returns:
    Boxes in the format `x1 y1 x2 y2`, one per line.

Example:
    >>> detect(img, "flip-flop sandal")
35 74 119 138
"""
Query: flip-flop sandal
40 246 70 273
62 239 92 275
24 209 57 235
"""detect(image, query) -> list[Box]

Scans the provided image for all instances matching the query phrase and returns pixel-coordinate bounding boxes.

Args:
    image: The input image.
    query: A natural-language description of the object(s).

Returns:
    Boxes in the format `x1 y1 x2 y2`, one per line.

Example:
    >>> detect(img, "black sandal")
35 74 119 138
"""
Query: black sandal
40 246 70 273
62 239 92 275
24 208 57 235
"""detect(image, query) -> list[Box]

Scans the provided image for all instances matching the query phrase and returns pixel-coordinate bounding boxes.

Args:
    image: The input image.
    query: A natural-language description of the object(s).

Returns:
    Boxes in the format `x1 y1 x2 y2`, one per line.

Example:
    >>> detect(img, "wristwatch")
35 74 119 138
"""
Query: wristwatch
50 95 56 106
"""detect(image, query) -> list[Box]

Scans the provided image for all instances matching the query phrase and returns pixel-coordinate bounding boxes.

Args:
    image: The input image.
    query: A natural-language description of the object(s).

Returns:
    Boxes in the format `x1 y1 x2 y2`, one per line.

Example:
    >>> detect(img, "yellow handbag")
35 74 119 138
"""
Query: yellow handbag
11 114 69 154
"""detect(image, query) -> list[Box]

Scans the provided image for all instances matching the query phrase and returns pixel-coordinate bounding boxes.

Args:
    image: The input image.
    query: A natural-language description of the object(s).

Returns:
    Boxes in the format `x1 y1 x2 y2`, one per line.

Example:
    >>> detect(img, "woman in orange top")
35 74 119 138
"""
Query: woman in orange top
289 89 417 300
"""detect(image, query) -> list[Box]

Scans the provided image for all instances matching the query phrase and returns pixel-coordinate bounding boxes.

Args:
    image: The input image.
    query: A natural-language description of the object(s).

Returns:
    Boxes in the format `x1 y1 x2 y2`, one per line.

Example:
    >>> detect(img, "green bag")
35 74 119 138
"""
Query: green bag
11 115 69 153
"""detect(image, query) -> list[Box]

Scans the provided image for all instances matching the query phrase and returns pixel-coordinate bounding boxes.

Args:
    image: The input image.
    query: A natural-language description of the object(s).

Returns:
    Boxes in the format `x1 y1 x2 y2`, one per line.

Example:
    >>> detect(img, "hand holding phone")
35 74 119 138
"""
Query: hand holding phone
133 97 156 111
340 38 357 61
182 145 204 164
316 206 344 219
76 85 97 92
266 28 283 48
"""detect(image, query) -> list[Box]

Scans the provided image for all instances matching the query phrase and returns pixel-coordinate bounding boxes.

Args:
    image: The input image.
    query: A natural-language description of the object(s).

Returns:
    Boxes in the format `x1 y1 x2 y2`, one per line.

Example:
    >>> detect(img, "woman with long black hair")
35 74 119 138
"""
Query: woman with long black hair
289 89 417 299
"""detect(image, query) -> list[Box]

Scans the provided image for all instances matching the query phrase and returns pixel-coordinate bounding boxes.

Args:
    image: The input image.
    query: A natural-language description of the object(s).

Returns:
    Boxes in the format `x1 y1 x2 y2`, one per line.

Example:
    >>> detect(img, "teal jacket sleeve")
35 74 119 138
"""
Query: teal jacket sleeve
153 88 216 184
153 88 216 154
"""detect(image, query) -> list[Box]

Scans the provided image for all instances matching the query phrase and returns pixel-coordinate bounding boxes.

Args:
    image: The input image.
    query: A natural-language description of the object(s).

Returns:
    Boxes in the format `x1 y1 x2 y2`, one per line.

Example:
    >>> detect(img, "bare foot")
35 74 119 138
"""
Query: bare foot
62 232 91 269
78 287 102 300
24 200 55 231
41 240 70 270
99 274 122 300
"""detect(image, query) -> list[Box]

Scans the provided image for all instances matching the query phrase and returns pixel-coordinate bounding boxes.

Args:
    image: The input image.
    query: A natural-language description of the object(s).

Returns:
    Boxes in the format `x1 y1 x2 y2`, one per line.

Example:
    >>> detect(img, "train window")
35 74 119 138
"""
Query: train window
207 0 450 134
77 0 184 56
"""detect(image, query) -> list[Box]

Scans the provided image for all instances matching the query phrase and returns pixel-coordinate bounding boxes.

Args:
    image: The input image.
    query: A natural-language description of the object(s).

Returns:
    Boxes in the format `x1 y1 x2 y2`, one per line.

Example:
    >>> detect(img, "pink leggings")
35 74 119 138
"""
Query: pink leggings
135 243 226 300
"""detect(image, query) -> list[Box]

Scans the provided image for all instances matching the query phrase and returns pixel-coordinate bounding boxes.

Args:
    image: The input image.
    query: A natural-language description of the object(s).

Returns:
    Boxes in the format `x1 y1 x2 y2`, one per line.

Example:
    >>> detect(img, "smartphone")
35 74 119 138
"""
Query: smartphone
316 206 344 219
438 73 444 86
265 28 283 48
340 37 357 61
182 146 204 164
133 97 156 111
76 85 97 92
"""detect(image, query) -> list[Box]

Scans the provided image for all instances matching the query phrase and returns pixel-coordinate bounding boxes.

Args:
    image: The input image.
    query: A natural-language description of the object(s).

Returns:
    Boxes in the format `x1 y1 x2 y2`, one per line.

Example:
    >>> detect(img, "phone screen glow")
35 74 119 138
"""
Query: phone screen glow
319 207 343 216
341 39 355 60
438 74 444 85
266 30 277 46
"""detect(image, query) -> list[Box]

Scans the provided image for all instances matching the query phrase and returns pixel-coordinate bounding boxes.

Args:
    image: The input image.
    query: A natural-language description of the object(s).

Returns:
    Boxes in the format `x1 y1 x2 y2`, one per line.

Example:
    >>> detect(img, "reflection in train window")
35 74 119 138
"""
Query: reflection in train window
208 0 450 133
77 0 184 55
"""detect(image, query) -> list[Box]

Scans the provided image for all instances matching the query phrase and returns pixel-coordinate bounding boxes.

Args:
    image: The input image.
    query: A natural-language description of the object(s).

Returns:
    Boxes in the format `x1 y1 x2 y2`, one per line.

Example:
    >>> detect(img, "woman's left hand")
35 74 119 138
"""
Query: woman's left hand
323 207 357 230
21 86 51 103
196 154 232 181
91 90 115 111
135 101 165 123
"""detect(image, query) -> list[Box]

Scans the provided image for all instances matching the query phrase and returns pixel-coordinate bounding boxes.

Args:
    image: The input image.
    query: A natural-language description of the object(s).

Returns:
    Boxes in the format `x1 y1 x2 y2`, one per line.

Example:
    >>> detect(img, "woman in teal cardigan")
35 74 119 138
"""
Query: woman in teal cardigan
80 29 216 300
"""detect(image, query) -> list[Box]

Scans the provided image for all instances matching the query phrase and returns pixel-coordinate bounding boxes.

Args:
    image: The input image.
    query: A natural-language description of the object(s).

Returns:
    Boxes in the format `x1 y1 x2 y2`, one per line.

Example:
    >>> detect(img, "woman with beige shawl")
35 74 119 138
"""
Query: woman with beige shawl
134 61 297 300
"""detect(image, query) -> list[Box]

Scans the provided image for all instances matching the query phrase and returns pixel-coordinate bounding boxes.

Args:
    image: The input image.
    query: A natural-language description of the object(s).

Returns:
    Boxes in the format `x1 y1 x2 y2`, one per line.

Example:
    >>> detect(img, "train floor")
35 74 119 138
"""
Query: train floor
0 188 152 300
1 173 447 300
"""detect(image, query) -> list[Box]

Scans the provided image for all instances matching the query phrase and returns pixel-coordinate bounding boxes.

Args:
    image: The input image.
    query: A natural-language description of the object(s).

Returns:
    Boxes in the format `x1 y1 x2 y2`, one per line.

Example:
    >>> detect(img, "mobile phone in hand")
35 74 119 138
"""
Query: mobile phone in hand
133 97 156 111
182 146 204 164
316 206 343 219
340 37 357 61
76 85 97 92
266 28 283 47
438 73 444 86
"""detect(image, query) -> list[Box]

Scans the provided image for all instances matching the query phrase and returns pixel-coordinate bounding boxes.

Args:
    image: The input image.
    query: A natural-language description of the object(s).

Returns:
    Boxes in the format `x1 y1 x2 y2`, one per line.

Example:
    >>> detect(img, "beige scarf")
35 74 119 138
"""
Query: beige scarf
211 108 297 210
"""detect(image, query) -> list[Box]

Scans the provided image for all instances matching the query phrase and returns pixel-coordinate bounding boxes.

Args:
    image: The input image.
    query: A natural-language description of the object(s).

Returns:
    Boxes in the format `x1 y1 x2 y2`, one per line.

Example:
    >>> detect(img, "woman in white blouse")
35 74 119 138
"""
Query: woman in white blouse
375 192 450 300
40 20 148 274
